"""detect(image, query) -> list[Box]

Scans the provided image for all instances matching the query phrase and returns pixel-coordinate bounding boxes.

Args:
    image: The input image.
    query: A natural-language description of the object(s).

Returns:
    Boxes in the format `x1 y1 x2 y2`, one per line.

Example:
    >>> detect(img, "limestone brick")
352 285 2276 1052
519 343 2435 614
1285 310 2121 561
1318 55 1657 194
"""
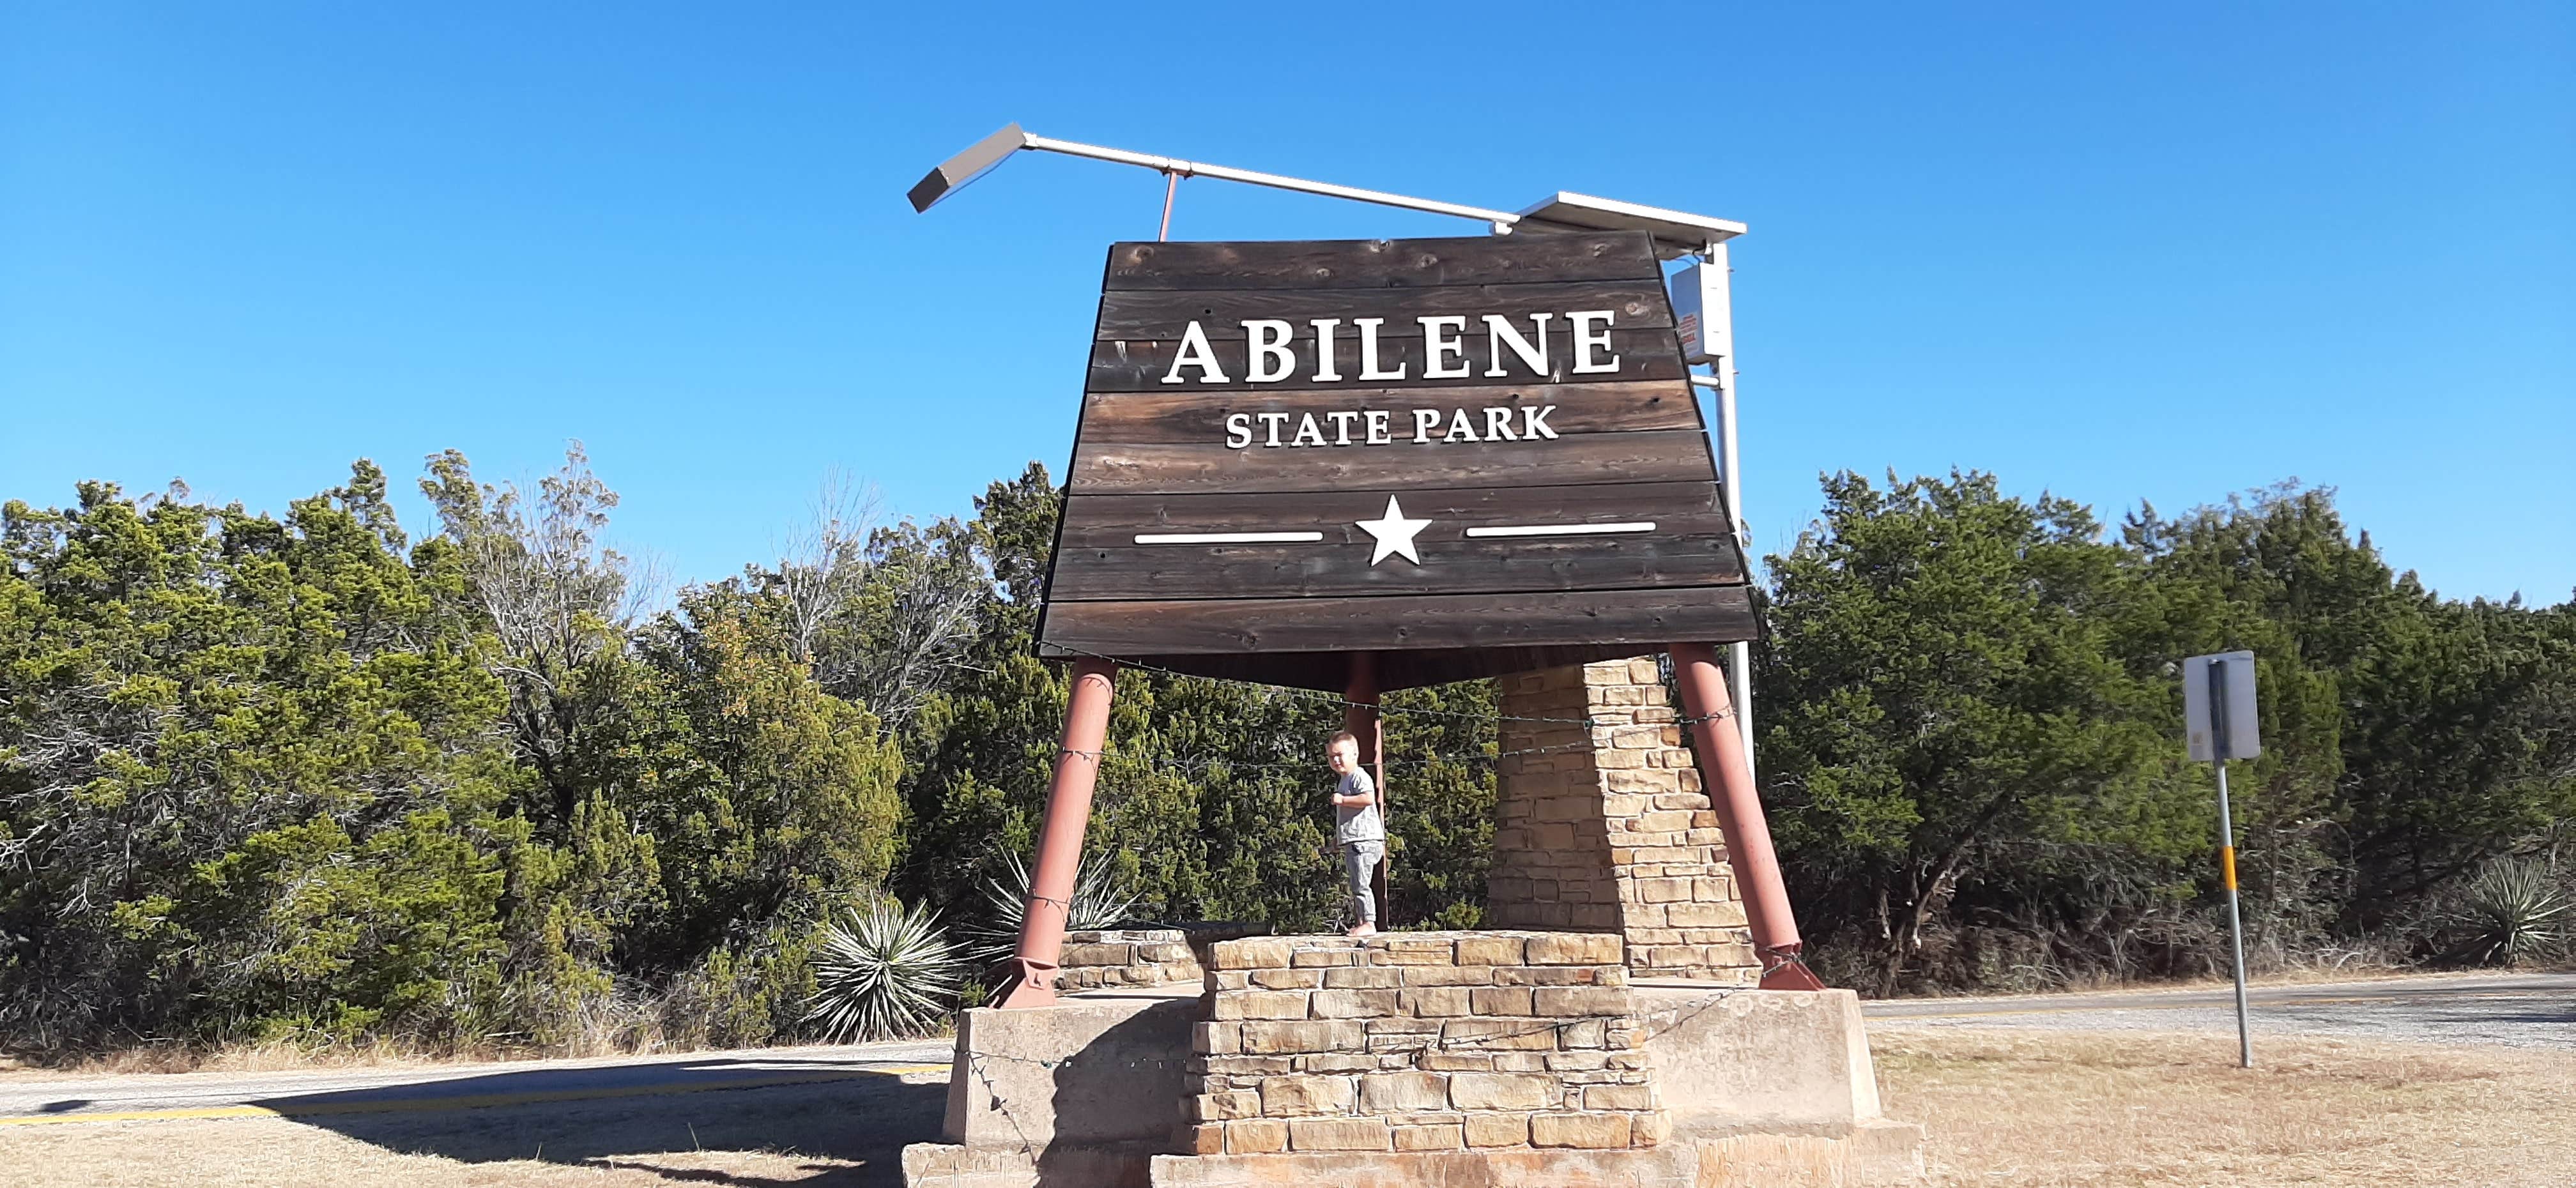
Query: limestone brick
1298 1053 1381 1074
1556 1019 1607 1049
1526 933 1623 965
1450 934 1523 966
1356 1071 1449 1113
1258 1075 1354 1116
1400 964 1499 987
1418 1051 1497 1072
1291 948 1359 968
1584 1083 1659 1111
1211 990 1311 1021
1212 937 1294 969
1193 1090 1261 1121
1392 1122 1466 1151
1446 1072 1556 1110
1531 1112 1633 1149
1239 1020 1362 1054
1225 1119 1289 1154
1468 987 1533 1016
1310 989 1400 1018
1287 1117 1391 1152
1400 987 1471 1017
1439 1019 1563 1051
1462 1113 1530 1147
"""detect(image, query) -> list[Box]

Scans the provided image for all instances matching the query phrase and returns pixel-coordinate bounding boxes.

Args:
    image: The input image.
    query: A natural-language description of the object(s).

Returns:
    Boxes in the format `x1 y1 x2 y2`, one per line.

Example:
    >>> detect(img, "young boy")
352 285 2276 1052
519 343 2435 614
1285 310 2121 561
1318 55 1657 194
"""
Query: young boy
1326 730 1383 937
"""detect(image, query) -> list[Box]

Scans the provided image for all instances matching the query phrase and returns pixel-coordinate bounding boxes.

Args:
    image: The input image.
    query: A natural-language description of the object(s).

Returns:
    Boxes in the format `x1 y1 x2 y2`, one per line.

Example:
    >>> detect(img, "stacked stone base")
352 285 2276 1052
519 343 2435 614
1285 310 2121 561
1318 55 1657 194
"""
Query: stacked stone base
1054 923 1266 993
1186 931 1662 1158
903 930 1922 1188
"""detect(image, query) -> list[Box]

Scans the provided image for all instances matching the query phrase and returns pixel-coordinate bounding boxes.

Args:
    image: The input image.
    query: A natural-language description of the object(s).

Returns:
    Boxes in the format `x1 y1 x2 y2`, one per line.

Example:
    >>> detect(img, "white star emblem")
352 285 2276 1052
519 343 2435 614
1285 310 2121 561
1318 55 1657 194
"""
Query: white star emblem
1354 496 1432 566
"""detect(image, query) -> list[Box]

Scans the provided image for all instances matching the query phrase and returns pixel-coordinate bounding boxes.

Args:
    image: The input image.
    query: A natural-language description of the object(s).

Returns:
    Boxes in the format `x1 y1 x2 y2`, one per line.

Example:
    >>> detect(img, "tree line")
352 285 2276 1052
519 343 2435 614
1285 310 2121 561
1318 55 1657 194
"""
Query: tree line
1 449 2568 1055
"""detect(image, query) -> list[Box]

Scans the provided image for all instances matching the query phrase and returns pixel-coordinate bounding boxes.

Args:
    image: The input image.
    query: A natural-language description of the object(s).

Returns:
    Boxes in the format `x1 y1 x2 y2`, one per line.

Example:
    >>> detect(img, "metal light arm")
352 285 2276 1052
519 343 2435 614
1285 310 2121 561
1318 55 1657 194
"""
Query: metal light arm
909 123 1521 230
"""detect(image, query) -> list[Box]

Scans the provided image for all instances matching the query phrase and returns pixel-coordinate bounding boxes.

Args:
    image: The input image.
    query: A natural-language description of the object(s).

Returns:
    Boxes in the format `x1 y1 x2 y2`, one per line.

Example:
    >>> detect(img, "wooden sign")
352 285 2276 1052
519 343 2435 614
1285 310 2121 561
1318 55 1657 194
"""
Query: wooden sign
1035 231 1758 691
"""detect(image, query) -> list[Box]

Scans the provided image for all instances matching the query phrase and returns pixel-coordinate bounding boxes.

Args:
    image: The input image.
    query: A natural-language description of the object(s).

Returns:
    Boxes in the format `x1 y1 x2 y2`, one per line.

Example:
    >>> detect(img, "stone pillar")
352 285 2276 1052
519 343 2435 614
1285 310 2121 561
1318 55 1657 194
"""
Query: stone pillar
1487 657 1759 982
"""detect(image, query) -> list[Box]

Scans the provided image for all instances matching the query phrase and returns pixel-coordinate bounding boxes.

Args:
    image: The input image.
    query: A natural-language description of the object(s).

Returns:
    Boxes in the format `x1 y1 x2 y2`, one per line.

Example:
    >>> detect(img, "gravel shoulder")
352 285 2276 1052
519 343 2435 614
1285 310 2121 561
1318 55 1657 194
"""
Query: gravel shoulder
1865 970 2576 1049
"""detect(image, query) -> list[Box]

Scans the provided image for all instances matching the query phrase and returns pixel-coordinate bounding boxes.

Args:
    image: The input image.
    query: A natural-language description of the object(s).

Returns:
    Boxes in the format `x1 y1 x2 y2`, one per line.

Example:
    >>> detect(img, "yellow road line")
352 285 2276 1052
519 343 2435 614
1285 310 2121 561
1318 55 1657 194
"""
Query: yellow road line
0 1063 951 1127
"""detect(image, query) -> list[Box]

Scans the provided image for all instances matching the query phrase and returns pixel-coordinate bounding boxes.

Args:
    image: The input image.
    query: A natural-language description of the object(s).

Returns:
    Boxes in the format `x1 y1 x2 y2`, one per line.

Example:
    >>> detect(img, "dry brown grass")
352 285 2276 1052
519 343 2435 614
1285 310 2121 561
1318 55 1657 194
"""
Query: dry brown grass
1875 1027 2576 1185
0 1041 531 1079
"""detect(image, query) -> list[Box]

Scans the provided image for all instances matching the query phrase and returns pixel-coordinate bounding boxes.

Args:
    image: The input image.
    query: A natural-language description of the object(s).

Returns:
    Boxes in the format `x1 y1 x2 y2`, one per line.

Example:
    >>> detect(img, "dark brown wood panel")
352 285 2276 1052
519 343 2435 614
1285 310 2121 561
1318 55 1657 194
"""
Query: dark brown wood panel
1069 429 1716 496
1086 328 1683 392
1101 644 1681 693
1048 482 1743 601
1036 586 1758 658
1094 282 1669 340
1104 233 1659 292
1075 381 1699 445
1036 232 1746 687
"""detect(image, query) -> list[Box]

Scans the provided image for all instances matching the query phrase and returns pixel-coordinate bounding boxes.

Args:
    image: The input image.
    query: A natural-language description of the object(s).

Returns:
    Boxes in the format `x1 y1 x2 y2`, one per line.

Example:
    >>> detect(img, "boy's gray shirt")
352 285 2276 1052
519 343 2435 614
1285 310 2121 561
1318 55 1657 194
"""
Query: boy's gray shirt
1335 768 1383 844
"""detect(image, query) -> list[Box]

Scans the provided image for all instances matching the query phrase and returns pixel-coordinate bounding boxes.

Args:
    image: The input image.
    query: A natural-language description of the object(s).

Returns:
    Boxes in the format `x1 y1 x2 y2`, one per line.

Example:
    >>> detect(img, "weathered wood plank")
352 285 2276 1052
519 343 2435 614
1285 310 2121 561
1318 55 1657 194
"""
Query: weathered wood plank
1048 482 1744 601
1036 586 1758 657
1093 281 1669 340
1085 328 1683 392
1068 429 1716 496
1061 481 1726 534
1103 233 1659 292
1098 644 1678 693
1073 381 1700 445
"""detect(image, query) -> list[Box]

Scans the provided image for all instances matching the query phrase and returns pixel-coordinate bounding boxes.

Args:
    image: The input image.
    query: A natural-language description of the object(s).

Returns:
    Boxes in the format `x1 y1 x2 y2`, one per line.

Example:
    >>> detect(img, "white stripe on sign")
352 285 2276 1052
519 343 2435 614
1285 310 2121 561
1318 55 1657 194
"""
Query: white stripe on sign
1133 531 1327 545
1463 522 1657 538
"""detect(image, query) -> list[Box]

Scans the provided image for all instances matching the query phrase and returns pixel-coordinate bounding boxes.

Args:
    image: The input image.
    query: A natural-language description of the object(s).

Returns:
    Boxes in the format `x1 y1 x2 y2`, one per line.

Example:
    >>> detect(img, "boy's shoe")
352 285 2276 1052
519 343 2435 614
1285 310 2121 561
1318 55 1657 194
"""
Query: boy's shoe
1346 923 1378 937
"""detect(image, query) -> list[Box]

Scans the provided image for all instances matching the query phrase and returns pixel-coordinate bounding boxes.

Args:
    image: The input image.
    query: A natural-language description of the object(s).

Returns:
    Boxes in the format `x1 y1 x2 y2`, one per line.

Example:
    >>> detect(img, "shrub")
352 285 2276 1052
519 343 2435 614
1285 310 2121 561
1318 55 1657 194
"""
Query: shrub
2455 858 2572 966
958 850 1141 967
805 898 963 1042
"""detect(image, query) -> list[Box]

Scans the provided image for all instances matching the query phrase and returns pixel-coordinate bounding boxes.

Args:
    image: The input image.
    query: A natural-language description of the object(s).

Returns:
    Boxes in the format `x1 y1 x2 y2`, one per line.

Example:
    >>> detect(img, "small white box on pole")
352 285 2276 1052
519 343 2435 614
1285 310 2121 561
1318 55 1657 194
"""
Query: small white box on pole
2183 651 2260 761
1666 258 1731 366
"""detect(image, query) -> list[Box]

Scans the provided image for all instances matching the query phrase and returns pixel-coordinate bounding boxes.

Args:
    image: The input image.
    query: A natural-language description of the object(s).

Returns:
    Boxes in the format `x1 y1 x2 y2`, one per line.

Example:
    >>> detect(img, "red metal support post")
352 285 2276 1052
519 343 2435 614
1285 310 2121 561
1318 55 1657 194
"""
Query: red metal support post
997 657 1119 1009
1669 643 1825 991
1344 652 1388 925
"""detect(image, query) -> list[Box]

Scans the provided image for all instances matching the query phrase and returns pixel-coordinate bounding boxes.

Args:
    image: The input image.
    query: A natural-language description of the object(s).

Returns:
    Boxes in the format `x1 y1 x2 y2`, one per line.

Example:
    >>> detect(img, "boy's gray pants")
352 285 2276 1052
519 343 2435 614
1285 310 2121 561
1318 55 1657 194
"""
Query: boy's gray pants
1342 840 1383 925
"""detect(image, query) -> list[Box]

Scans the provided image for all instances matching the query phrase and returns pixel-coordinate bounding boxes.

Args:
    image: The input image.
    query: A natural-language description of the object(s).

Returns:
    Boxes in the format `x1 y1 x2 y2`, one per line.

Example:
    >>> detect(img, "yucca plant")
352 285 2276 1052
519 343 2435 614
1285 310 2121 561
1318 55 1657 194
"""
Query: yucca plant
960 850 1144 966
2457 858 2573 967
806 898 965 1042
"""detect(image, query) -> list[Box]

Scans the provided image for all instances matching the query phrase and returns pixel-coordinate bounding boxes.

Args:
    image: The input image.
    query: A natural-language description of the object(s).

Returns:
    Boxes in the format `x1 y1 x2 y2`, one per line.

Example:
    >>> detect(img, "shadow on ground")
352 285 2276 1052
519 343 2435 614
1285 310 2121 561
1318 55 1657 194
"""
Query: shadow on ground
253 1058 945 1186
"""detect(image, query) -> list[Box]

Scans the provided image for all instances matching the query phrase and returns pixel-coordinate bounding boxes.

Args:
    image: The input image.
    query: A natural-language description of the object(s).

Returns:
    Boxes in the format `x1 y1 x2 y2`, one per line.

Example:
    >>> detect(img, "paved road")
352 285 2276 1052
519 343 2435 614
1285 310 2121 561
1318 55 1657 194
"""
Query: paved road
0 1039 953 1123
1864 971 2576 1049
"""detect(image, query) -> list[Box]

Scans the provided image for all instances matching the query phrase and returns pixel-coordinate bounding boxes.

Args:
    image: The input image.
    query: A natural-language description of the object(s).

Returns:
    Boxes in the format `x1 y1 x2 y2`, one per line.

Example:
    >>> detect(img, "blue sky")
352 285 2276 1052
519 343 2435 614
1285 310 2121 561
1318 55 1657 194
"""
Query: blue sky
4 3 2569 602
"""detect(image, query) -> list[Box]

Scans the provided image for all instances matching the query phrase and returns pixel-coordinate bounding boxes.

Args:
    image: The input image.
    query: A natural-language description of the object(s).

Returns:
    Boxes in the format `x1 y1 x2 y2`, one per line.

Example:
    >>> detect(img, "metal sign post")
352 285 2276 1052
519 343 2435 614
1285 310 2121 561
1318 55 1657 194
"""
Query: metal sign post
1671 253 1756 777
2184 650 2260 1067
